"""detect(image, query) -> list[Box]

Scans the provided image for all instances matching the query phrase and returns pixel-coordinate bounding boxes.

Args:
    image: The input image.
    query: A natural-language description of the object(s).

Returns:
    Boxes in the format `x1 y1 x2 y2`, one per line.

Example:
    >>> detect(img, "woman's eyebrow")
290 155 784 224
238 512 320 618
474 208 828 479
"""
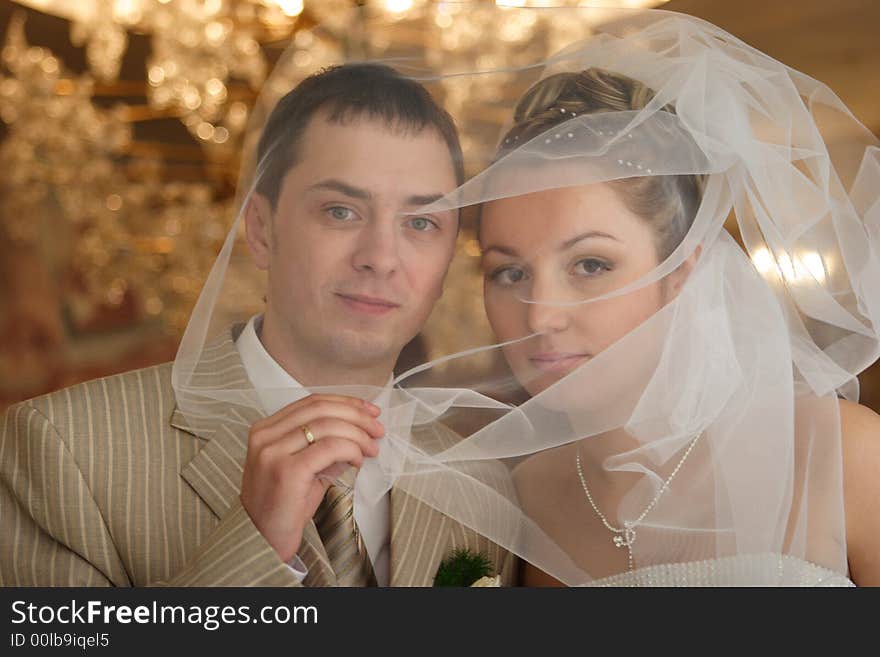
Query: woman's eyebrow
559 231 621 250
482 231 620 258
481 245 519 257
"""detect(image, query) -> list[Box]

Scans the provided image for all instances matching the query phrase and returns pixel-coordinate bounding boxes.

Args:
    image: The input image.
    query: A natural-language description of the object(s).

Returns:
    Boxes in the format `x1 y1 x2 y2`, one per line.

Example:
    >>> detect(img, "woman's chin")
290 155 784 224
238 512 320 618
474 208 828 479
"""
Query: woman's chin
516 361 605 413
520 371 568 400
517 359 588 397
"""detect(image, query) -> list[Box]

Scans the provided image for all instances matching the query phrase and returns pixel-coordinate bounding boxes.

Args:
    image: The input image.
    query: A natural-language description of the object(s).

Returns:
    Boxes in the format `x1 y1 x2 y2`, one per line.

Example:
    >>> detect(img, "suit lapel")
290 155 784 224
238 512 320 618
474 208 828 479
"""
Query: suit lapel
388 481 452 587
170 327 259 519
169 326 337 586
390 419 469 586
388 420 517 587
299 521 337 587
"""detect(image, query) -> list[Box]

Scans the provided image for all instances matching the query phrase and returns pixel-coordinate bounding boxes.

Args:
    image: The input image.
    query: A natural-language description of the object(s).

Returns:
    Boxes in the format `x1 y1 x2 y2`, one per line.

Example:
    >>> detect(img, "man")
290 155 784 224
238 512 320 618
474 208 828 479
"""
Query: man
0 64 516 586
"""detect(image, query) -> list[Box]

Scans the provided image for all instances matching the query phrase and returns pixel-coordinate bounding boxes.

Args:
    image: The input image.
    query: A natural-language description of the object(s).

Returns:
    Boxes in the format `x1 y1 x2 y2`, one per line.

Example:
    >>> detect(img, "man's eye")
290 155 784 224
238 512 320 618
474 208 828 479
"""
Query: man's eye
490 267 527 285
574 258 611 276
409 216 438 232
328 206 355 221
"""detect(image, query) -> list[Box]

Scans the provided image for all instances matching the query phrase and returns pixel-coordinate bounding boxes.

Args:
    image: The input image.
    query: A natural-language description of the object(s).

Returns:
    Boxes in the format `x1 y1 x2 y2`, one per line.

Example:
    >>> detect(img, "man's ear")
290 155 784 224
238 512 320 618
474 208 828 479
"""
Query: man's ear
666 244 702 298
244 192 273 271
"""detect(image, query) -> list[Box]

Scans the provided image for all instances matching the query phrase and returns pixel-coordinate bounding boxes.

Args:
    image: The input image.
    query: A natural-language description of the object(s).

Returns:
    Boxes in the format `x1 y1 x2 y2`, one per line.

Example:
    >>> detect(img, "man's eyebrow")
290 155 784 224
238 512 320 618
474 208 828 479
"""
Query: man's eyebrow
305 182 447 209
405 193 446 207
307 179 371 200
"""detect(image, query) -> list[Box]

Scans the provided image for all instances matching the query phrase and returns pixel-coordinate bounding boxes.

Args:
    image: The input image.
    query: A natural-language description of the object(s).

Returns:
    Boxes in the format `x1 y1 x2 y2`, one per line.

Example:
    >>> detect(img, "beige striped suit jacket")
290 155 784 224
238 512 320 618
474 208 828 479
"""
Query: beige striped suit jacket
0 327 517 587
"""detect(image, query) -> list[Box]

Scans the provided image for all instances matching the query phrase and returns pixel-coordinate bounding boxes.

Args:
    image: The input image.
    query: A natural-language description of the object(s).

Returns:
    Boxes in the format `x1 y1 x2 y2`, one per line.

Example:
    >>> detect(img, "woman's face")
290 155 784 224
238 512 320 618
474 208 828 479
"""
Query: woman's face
480 182 680 397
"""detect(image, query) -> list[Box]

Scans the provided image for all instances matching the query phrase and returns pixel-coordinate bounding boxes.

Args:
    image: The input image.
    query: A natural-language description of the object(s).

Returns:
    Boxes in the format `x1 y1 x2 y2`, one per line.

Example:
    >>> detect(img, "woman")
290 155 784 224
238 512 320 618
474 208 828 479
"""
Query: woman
382 8 880 586
471 65 880 585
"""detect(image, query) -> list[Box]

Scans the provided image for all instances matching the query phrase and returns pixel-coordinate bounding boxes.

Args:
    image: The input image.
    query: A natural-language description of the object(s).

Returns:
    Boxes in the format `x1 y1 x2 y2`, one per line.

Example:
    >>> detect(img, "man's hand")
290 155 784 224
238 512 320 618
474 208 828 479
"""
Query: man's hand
239 394 384 563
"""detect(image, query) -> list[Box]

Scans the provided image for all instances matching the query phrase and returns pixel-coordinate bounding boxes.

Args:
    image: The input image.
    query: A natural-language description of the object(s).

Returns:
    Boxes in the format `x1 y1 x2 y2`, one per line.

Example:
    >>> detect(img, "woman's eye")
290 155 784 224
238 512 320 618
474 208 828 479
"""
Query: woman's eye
490 267 527 285
327 206 355 221
574 258 611 276
408 216 438 232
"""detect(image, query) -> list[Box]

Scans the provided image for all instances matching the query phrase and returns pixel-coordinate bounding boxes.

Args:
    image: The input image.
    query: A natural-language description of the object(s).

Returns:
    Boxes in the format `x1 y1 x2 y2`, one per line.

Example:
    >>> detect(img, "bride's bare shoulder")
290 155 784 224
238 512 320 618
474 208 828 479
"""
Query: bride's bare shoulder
839 399 880 468
838 398 880 585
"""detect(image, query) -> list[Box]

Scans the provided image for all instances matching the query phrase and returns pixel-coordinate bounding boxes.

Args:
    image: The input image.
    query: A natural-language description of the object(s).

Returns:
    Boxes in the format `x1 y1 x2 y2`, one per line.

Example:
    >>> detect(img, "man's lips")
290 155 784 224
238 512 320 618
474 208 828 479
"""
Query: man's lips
528 352 591 373
335 292 401 316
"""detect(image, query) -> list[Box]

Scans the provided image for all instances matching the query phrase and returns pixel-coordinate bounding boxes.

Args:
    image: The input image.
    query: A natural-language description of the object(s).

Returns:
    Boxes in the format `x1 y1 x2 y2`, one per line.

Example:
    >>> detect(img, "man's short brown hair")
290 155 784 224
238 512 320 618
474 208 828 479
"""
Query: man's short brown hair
255 63 464 208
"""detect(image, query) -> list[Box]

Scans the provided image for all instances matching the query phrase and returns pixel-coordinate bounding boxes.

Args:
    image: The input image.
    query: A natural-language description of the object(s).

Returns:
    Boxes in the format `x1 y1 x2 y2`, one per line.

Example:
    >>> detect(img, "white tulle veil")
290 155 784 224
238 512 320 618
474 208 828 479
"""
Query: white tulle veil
172 4 880 585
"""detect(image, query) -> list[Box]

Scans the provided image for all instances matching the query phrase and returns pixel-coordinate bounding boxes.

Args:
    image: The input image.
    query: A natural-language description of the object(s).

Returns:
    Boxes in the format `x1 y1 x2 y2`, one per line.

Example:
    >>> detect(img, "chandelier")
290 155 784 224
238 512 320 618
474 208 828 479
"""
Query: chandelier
0 0 667 344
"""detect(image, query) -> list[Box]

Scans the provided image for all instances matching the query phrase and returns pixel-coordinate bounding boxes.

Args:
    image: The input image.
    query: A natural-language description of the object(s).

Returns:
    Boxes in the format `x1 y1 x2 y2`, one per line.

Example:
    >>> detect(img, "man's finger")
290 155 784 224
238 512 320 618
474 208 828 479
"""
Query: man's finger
249 401 384 450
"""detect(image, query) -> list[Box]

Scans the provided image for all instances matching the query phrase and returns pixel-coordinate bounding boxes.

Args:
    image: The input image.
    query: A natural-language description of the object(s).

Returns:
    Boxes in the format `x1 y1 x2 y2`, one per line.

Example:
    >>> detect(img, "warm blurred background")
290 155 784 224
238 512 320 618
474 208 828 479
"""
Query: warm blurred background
1 0 878 413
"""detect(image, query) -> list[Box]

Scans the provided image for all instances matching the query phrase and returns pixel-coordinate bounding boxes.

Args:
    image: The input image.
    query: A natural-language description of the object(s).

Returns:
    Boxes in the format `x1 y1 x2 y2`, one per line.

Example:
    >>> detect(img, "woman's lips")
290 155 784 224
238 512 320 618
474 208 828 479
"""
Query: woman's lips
528 352 590 373
336 292 401 316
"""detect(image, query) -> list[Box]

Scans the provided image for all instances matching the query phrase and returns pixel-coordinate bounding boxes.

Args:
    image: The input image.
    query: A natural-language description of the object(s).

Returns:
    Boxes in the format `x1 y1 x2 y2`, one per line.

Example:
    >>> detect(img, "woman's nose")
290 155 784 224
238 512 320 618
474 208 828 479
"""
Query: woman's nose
525 275 571 334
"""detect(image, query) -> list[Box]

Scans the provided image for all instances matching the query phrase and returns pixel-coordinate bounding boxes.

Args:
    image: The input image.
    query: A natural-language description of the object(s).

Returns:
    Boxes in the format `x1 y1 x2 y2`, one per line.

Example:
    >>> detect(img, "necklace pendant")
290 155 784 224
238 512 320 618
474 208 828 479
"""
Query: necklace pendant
613 527 637 549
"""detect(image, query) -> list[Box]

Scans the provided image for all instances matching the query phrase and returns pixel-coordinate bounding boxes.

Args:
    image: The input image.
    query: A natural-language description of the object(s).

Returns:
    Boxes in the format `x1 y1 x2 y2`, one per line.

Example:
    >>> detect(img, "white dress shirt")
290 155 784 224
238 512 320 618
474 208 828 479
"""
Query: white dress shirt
235 315 391 586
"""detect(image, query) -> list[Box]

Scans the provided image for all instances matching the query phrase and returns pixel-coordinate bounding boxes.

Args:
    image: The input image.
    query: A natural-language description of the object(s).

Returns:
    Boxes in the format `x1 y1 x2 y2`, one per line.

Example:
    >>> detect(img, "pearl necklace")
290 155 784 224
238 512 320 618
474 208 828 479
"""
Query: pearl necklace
575 433 701 571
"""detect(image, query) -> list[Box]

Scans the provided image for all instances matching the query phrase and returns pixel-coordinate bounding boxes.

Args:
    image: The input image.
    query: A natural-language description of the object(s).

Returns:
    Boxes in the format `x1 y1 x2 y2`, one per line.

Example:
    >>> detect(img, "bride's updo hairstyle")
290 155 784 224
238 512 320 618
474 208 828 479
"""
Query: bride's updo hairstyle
495 68 705 261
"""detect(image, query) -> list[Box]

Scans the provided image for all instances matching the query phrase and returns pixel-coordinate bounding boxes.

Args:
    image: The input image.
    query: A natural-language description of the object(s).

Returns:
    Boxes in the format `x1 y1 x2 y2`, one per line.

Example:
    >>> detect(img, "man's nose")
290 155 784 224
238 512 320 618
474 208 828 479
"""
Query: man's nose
351 215 401 277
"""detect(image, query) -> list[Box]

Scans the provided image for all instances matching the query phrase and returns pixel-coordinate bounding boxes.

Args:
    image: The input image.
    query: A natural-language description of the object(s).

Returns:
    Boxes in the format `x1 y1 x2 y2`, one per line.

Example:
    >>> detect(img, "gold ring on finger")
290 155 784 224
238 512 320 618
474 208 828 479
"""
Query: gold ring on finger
301 424 317 446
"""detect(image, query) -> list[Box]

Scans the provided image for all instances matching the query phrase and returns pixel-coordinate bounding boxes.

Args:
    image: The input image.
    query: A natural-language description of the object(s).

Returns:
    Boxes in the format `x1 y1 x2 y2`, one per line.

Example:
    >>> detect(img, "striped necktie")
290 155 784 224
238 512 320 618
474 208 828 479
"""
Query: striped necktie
314 482 376 586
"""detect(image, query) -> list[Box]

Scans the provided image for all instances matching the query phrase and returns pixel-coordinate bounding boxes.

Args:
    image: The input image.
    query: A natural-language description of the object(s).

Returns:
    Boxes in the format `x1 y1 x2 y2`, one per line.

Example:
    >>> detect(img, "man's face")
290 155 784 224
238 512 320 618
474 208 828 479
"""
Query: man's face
247 112 459 379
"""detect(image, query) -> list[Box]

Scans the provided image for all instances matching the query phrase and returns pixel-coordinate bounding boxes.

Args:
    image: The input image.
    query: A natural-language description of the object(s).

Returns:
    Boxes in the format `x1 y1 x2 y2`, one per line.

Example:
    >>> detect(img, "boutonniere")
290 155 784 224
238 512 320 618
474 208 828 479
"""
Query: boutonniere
433 548 500 587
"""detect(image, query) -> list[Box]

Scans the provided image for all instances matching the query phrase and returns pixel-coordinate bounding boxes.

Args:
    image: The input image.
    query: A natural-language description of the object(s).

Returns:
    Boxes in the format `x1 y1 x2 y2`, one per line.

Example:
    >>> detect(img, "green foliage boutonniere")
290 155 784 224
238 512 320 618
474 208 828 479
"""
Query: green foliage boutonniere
433 548 500 587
